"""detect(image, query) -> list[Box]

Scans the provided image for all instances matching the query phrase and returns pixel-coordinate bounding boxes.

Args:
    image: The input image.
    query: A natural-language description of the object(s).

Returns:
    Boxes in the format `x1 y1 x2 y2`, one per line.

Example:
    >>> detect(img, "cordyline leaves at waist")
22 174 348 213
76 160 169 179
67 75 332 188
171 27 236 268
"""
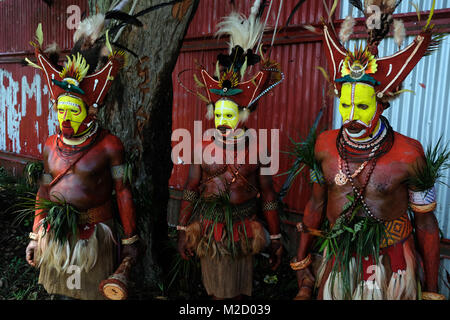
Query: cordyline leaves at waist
13 192 80 244
315 195 387 300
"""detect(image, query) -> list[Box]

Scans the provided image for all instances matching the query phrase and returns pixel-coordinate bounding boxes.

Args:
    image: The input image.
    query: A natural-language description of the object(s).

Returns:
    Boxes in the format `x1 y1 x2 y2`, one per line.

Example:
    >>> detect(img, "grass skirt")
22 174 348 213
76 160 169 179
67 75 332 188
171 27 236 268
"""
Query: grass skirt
35 220 116 300
316 236 417 300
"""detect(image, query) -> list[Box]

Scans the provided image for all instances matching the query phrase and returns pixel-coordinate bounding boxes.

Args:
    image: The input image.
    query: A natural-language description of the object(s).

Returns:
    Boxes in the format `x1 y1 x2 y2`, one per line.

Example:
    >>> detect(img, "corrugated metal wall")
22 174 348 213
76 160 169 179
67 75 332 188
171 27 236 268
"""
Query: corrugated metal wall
333 0 450 239
185 0 333 37
0 0 88 162
170 0 337 214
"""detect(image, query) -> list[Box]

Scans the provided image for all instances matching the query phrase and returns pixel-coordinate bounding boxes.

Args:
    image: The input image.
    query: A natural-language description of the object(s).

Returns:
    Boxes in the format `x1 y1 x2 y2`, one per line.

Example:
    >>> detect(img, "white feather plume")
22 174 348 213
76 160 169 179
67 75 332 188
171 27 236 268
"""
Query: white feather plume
386 0 397 9
250 0 263 19
339 16 355 43
364 0 397 12
303 24 319 34
73 14 106 45
393 19 406 47
215 0 265 54
239 108 250 123
206 103 214 120
44 42 60 55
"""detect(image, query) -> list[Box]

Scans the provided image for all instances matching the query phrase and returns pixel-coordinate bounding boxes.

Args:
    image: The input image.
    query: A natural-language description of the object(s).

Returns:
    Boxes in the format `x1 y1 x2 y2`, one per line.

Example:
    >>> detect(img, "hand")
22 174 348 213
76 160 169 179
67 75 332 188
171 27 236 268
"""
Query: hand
121 242 139 265
26 240 38 267
268 239 283 271
177 231 194 260
294 267 315 300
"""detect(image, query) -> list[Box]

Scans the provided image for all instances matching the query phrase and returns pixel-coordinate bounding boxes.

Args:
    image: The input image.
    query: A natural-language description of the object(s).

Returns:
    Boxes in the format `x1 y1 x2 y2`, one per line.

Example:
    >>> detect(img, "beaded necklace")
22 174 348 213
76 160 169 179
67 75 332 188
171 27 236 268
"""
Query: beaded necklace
336 116 394 163
336 117 395 223
56 122 100 158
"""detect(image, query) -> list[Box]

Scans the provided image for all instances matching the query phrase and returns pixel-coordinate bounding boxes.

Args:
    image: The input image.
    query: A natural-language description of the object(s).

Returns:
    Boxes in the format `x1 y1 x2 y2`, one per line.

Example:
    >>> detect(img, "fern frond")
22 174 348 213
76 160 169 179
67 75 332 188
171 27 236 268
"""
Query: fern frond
408 136 450 191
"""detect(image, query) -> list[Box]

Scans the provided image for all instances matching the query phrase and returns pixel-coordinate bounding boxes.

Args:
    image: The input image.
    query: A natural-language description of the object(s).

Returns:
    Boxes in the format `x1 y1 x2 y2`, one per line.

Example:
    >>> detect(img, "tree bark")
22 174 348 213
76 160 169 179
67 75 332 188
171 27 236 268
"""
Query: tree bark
87 0 199 292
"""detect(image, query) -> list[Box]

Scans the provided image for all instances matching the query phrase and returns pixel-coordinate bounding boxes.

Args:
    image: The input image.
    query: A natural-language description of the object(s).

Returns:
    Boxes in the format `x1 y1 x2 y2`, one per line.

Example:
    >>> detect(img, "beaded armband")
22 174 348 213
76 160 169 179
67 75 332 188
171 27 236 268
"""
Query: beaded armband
111 164 125 180
310 169 325 184
409 187 437 214
182 189 199 203
262 201 279 212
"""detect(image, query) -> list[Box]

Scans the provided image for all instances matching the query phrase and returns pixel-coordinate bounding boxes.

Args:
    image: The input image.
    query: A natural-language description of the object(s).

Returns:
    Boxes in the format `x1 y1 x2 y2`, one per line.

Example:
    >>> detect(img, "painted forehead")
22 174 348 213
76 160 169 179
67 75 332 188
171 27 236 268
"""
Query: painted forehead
341 82 375 99
57 95 85 107
215 100 239 113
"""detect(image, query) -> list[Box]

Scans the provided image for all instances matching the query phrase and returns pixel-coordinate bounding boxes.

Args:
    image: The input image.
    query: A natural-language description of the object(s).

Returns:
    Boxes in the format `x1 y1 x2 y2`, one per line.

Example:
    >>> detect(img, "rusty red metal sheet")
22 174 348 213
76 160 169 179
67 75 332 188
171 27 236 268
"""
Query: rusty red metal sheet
0 0 88 163
185 0 334 38
0 0 89 54
0 64 56 159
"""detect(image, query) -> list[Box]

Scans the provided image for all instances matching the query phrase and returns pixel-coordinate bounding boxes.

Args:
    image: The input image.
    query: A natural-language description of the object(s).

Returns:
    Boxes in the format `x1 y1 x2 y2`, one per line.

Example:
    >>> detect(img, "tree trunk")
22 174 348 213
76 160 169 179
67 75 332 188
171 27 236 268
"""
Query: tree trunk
87 0 199 294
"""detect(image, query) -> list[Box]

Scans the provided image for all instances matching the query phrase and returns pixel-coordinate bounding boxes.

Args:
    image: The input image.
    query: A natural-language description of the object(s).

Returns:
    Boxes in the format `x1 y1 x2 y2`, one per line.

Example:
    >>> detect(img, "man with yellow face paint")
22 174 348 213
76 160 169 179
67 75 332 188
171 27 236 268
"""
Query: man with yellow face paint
176 2 285 300
339 83 380 140
24 16 140 300
213 99 241 137
293 4 445 300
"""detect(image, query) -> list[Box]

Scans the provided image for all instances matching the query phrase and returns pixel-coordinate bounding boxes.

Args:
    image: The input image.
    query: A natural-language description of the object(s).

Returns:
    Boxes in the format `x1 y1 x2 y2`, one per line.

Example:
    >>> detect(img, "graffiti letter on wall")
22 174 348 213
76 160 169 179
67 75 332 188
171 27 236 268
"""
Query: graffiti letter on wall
0 69 20 153
22 74 42 117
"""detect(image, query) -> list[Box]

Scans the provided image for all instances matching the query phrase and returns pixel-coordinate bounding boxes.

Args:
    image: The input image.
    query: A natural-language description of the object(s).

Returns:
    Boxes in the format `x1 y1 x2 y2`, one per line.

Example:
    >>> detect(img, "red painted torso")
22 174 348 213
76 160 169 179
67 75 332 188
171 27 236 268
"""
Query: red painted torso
316 129 425 223
43 130 124 211
199 138 261 205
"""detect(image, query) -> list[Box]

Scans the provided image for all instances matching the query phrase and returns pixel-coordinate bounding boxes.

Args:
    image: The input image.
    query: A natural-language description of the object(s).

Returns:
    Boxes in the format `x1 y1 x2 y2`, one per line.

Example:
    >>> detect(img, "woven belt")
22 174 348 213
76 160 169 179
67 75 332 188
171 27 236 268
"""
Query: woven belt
380 213 413 248
78 201 113 225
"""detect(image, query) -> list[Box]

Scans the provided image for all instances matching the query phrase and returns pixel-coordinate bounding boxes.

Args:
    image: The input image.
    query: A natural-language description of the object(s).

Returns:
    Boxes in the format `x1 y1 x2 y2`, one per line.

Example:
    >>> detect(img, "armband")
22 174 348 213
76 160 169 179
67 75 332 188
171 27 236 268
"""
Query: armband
269 233 282 240
262 201 278 212
182 189 199 203
41 173 53 186
121 234 139 245
111 164 125 180
310 169 325 184
409 187 437 214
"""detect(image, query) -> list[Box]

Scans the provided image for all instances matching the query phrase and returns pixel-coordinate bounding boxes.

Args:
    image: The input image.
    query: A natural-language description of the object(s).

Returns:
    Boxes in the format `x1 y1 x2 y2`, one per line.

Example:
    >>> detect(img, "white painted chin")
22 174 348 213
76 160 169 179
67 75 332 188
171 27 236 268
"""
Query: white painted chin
345 128 367 139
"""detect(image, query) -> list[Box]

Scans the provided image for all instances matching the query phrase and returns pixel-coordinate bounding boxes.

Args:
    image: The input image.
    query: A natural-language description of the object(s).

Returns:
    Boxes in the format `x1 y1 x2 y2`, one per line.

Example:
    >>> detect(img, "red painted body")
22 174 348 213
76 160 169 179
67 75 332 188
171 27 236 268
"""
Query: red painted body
296 125 441 297
32 130 136 237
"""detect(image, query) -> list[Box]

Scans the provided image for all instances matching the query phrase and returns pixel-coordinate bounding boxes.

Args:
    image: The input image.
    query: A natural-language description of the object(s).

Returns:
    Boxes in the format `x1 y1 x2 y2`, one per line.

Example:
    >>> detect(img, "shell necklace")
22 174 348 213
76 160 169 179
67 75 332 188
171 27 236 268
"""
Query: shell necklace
335 144 380 186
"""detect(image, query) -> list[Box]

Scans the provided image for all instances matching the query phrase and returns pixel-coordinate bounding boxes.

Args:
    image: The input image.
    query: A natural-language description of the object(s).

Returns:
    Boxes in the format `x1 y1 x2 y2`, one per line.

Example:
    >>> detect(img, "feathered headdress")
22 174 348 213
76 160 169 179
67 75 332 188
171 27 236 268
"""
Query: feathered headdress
318 0 445 103
179 0 284 122
26 0 181 109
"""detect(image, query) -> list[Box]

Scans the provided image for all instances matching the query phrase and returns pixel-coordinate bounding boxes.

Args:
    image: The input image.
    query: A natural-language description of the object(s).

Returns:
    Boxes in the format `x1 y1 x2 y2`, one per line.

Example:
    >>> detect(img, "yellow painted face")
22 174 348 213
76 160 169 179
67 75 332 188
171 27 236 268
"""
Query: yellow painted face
214 99 240 131
57 95 87 135
339 82 377 127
